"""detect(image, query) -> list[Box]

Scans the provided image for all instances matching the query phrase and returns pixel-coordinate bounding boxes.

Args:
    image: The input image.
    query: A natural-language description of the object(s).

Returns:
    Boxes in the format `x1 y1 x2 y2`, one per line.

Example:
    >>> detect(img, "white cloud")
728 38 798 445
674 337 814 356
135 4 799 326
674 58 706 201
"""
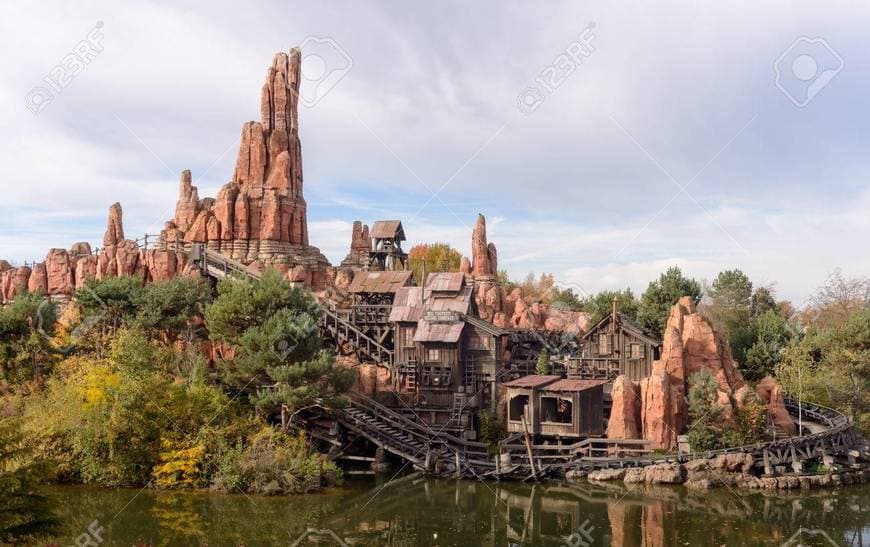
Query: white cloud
1 0 868 305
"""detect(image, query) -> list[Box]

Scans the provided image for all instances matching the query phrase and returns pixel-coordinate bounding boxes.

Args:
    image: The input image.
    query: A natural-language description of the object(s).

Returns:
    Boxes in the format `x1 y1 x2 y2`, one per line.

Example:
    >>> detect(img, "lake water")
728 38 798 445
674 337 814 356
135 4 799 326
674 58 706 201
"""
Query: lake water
46 477 870 546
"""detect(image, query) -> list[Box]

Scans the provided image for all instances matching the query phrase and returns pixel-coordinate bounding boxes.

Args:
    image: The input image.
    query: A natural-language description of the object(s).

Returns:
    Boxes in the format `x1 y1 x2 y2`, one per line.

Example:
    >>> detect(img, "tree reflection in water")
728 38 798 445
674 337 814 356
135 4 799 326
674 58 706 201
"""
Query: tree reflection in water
46 478 870 546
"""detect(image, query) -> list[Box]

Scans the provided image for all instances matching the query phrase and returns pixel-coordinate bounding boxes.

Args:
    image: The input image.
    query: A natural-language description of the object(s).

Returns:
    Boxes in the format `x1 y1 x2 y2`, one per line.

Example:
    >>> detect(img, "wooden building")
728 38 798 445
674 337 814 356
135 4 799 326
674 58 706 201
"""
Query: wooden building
388 272 510 433
368 220 408 271
503 375 606 438
572 299 661 381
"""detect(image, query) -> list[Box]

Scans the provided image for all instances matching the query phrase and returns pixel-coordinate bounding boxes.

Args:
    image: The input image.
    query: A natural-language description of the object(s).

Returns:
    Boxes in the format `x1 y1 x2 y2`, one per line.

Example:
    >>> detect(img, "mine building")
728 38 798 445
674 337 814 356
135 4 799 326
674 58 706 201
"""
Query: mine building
569 299 661 381
388 272 510 436
368 220 408 271
503 375 606 438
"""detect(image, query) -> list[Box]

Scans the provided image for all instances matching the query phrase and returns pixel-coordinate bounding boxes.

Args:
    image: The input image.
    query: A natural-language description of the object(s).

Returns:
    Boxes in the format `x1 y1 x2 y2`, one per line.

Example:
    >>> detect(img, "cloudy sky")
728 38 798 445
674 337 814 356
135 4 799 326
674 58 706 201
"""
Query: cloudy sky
2 1 868 303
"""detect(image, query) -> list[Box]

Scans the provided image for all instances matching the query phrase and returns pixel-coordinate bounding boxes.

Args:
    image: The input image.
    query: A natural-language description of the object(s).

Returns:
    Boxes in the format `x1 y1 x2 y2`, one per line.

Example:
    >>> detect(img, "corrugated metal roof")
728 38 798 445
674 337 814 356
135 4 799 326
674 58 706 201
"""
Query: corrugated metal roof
425 272 465 292
502 375 561 389
347 271 414 294
389 286 425 323
543 379 609 392
370 220 405 240
427 285 472 314
413 320 465 343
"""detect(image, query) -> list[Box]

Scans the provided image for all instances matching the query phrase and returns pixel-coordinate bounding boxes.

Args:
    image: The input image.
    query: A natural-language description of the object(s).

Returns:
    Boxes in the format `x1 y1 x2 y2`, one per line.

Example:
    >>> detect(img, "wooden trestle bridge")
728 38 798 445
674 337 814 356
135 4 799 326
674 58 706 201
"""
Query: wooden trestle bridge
180 243 867 479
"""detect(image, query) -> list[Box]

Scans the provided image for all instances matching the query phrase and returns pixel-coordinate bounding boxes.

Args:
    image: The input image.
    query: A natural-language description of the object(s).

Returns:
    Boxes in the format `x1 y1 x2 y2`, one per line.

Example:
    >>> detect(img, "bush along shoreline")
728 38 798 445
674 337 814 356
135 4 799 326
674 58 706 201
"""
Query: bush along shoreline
0 272 353 502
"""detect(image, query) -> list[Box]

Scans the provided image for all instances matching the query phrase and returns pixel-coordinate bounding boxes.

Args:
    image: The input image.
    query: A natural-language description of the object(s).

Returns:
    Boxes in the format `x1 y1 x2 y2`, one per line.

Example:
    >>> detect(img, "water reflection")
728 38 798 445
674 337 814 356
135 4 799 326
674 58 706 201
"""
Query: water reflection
47 477 870 546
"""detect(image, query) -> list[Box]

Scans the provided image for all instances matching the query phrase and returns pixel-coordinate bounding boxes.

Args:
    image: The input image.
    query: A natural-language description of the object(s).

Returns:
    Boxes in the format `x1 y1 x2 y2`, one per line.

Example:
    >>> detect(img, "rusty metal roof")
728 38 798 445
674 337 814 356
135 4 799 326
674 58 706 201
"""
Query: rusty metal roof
413 319 465 343
425 272 465 292
389 286 425 322
502 375 561 389
370 220 405 241
543 379 609 392
347 271 414 294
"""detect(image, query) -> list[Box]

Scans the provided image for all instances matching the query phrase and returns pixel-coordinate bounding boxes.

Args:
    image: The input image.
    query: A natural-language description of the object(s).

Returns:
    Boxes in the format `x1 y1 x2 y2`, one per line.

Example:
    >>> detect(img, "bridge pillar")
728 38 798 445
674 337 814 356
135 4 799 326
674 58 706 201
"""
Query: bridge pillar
762 449 773 476
790 446 803 474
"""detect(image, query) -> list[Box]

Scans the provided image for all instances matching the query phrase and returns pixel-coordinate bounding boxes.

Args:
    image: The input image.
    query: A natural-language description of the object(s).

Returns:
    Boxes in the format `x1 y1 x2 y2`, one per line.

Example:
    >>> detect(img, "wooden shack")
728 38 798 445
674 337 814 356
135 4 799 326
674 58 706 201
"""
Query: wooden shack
503 375 606 438
574 299 661 381
387 272 509 432
368 220 408 271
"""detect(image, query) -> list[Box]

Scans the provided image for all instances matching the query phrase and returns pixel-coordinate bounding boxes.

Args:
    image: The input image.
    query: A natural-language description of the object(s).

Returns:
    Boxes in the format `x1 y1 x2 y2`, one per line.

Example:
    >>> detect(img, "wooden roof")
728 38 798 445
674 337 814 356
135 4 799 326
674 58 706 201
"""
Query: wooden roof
581 312 661 346
370 220 405 241
543 379 609 392
347 271 414 294
502 375 561 389
389 286 425 322
413 320 465 343
425 272 465 292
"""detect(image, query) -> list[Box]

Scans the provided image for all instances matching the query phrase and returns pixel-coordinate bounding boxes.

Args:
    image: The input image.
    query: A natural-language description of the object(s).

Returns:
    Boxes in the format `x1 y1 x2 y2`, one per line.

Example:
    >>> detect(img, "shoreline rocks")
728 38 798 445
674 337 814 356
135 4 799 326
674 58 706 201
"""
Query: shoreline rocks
572 458 870 491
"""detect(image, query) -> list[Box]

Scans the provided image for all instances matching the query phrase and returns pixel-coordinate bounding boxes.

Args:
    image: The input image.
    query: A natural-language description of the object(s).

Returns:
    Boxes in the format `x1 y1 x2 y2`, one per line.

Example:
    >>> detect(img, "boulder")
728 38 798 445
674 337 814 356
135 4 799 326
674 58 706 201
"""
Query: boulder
69 242 92 256
644 463 686 484
587 468 626 481
623 467 647 484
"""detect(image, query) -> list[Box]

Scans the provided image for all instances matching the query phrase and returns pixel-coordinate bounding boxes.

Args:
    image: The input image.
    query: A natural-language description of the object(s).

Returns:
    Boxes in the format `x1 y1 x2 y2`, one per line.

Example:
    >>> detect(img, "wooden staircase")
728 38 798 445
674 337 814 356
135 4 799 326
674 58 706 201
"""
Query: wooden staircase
317 301 394 366
188 245 392 366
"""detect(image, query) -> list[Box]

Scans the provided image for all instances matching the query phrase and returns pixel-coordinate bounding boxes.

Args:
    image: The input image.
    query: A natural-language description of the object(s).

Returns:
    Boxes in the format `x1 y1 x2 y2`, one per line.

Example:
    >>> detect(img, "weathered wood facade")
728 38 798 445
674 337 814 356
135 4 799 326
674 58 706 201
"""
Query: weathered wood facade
388 273 510 432
574 301 661 381
504 375 606 438
368 220 408 271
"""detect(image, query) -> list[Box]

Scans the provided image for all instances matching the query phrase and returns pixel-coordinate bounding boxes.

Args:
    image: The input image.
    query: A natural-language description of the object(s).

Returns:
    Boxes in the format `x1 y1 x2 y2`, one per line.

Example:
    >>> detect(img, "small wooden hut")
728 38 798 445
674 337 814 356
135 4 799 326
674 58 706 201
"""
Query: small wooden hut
573 299 661 381
503 375 606 438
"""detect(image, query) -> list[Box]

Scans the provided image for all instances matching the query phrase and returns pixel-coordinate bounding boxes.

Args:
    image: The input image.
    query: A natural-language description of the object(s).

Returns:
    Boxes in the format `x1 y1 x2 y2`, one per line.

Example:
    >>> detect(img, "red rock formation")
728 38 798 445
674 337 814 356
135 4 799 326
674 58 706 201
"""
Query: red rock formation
640 370 676 450
69 242 92 256
630 297 797 451
104 202 124 247
756 376 797 436
27 263 47 294
341 221 371 268
45 249 75 295
471 214 496 277
74 255 97 289
157 49 329 287
607 374 641 440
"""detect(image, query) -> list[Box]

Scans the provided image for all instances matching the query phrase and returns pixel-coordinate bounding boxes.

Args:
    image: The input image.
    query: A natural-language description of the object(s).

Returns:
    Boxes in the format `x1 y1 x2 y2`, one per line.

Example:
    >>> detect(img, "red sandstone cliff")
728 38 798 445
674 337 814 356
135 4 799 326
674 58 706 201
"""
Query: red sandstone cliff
158 49 329 287
607 297 797 451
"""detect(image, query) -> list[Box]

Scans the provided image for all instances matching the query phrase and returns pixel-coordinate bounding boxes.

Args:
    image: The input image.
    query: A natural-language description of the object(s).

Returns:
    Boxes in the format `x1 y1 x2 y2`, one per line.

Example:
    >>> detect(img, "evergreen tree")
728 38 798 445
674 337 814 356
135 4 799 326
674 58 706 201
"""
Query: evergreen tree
637 267 702 338
205 270 354 412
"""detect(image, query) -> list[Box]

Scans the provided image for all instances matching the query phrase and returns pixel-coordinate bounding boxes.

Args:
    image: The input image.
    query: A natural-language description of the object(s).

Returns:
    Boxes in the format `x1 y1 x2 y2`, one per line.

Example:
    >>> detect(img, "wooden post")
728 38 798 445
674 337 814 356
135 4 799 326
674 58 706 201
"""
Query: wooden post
521 415 537 477
455 451 462 478
763 448 773 476
790 446 803 474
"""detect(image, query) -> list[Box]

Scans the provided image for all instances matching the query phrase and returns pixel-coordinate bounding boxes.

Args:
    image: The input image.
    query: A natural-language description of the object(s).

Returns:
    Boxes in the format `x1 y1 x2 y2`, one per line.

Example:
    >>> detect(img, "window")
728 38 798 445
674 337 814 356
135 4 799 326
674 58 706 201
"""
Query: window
426 348 441 361
402 327 416 347
541 397 573 424
630 342 644 360
598 334 613 355
421 365 451 387
509 395 529 421
467 335 490 350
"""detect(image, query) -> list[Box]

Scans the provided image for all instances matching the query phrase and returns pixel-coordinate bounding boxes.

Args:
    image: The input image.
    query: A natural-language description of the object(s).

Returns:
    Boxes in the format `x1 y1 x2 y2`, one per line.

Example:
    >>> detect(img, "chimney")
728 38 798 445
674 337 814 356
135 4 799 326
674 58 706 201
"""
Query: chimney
610 297 618 334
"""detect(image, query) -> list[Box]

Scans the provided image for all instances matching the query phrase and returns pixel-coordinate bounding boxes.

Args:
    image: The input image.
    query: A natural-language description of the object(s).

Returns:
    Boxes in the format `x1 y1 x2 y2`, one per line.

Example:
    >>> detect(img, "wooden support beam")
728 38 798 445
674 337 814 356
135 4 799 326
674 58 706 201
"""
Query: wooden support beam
521 415 537 477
